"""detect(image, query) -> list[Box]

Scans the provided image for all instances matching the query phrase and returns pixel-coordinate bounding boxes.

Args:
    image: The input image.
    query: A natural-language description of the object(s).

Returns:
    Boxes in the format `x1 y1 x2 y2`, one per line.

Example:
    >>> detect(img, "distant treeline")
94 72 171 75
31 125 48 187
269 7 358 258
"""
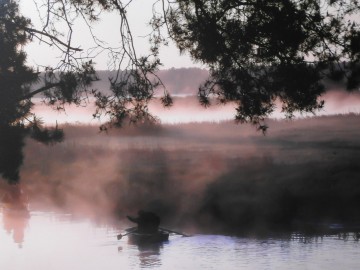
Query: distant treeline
93 68 209 95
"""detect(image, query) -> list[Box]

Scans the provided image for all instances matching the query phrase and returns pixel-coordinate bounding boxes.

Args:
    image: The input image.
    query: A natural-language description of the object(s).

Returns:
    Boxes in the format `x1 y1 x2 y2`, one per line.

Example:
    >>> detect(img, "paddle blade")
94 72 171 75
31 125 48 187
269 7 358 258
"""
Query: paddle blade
117 234 122 240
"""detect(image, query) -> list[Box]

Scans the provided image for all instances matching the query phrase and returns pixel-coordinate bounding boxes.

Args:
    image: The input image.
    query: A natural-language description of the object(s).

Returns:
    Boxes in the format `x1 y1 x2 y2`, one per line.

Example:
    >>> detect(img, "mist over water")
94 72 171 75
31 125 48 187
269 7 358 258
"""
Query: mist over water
1 114 360 233
1 113 360 269
31 89 360 125
21 80 360 232
3 71 360 268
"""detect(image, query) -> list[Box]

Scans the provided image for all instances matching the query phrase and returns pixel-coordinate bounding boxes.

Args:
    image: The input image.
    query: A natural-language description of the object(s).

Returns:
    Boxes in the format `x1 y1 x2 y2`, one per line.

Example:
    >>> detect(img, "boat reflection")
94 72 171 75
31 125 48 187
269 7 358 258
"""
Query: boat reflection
132 241 164 268
117 236 165 268
0 184 30 248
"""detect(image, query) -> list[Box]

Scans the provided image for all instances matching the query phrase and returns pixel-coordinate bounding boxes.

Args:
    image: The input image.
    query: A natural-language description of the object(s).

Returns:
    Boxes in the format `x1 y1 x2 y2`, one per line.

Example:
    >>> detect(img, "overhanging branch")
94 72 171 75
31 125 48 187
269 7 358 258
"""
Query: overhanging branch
25 27 82 52
20 83 61 101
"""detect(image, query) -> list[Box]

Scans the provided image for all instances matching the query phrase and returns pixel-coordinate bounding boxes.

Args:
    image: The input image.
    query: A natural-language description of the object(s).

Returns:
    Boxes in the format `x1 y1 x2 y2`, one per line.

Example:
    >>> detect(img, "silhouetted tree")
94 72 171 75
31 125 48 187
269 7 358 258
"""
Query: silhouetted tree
22 0 359 131
1 0 360 181
0 126 26 184
159 0 360 131
3 0 360 130
0 0 74 182
0 0 97 128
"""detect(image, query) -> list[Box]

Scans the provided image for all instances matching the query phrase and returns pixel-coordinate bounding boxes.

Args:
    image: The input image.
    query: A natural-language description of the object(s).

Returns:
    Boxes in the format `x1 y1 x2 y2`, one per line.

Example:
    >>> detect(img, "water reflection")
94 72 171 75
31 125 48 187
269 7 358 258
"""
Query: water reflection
135 243 163 268
0 184 29 248
117 233 166 268
0 207 360 270
1 113 360 268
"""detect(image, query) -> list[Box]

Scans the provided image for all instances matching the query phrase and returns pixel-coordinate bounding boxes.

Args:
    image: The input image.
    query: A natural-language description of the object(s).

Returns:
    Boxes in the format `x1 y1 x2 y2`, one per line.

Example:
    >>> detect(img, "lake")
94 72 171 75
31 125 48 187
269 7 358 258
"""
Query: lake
1 112 360 269
1 208 359 270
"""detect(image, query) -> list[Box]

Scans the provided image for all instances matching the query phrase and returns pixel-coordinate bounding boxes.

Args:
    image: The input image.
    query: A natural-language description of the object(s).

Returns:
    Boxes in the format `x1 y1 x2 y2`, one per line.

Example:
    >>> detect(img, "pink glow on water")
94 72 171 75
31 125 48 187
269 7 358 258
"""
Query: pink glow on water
1 134 360 270
0 212 123 270
1 209 360 270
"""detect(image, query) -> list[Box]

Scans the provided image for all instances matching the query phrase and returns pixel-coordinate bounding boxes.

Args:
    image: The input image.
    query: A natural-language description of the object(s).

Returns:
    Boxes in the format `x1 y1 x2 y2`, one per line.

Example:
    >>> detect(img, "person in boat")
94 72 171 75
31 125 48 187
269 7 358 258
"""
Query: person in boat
127 210 161 234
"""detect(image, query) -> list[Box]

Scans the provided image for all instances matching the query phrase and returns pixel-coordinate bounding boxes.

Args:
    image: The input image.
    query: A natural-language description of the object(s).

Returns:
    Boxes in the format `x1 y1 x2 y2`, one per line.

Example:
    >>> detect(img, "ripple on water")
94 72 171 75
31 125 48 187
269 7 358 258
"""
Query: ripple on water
1 212 360 270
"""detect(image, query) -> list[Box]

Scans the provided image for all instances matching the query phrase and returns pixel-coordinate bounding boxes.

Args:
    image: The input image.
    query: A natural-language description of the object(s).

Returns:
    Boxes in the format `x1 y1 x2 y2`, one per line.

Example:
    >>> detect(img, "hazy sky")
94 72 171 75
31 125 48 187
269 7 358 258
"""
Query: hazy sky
19 0 201 70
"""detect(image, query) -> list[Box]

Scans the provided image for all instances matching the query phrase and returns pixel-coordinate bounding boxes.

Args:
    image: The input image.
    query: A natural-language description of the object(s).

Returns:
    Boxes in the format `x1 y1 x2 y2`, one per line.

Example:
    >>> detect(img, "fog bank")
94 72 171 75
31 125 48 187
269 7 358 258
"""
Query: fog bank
31 89 360 125
1 115 360 233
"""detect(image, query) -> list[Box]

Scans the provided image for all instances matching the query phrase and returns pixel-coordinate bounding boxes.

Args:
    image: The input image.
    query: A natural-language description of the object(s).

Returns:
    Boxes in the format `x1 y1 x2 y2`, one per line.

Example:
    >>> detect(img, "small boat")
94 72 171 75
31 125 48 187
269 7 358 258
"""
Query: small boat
127 230 169 245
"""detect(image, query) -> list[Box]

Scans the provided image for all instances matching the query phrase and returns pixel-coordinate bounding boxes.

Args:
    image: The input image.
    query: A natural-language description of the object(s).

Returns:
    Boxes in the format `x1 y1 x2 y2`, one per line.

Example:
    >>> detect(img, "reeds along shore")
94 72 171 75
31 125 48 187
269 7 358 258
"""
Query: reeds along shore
1 114 360 233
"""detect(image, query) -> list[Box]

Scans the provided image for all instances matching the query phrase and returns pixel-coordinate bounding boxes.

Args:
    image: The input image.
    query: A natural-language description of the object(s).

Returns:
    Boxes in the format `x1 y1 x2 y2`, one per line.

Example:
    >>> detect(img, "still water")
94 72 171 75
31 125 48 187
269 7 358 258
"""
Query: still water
1 209 359 270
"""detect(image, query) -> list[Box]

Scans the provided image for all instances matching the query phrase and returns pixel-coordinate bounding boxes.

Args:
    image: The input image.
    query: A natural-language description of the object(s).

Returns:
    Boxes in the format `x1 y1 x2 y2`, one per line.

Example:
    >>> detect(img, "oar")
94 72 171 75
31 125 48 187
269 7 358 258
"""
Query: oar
125 226 137 232
160 227 191 237
117 227 137 240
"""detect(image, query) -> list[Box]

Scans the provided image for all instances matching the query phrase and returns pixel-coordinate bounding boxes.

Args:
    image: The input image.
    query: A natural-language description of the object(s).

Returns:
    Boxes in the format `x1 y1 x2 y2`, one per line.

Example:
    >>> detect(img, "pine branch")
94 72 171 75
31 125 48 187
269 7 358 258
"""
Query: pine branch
20 83 61 100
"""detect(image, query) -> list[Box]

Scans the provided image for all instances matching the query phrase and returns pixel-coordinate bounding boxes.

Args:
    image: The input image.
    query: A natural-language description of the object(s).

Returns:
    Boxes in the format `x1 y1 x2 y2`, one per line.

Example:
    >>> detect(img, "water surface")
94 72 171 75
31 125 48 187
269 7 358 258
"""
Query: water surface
1 210 359 270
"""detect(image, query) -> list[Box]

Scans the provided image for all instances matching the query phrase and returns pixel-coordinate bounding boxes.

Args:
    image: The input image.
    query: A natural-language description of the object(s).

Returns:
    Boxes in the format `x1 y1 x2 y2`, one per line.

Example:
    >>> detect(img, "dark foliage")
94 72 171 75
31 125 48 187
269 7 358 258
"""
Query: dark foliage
163 0 360 128
9 0 359 131
0 125 26 184
2 0 360 183
0 0 72 183
0 0 37 127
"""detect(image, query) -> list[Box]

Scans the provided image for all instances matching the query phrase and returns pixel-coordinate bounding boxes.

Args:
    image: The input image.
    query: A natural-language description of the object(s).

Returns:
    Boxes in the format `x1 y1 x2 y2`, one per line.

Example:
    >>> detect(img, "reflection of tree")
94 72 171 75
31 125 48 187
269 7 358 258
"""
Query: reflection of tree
198 154 360 233
0 184 30 248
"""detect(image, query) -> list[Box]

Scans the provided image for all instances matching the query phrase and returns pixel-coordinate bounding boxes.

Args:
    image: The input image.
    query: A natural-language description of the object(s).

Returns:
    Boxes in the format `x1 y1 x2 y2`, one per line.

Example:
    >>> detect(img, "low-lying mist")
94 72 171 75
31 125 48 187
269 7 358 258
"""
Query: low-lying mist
31 89 360 125
1 114 360 234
